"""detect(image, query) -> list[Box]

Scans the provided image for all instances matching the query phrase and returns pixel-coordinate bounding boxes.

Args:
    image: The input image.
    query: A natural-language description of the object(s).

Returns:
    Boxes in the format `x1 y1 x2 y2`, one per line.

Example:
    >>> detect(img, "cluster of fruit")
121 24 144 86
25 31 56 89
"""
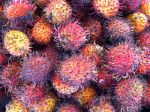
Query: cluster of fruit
0 0 150 112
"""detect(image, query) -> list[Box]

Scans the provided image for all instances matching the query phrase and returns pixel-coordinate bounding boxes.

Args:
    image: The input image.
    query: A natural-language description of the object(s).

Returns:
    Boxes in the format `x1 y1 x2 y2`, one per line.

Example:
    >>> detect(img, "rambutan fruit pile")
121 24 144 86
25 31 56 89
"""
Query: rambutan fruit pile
0 0 150 112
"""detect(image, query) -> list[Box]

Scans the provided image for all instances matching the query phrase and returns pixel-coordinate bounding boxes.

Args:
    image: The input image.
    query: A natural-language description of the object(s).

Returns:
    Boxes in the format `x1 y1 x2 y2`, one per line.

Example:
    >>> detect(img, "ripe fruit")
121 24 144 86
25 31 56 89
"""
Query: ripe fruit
105 43 139 76
96 66 114 89
6 99 28 112
42 46 59 70
140 0 150 18
52 73 79 95
120 0 140 12
57 54 97 86
89 96 116 112
4 0 35 20
55 21 88 51
0 62 21 92
137 48 150 74
137 31 150 49
81 43 103 65
3 30 30 57
56 103 80 112
83 18 102 41
105 17 132 42
93 0 119 18
115 77 145 112
32 19 53 44
21 53 52 85
73 86 97 107
127 12 149 33
35 0 50 6
44 0 72 24
12 83 45 106
143 83 150 106
30 94 57 112
0 52 6 65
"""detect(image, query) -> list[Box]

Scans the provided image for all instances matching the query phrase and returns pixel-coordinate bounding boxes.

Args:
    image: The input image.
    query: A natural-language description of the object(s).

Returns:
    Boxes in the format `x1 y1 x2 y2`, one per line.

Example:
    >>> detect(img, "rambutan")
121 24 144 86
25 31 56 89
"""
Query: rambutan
44 0 72 24
12 83 45 106
54 21 89 51
3 30 31 57
35 0 50 6
29 94 57 112
127 12 149 33
137 31 150 49
105 17 133 43
42 46 59 70
143 83 150 107
140 0 150 18
115 77 146 112
21 52 52 85
89 96 116 112
120 0 141 12
0 52 6 65
81 43 103 65
93 0 120 18
104 43 139 77
73 86 97 107
32 19 53 44
0 62 21 92
136 47 150 74
4 0 35 20
57 54 98 86
6 99 28 112
84 18 102 41
52 73 79 95
96 66 114 89
56 102 80 112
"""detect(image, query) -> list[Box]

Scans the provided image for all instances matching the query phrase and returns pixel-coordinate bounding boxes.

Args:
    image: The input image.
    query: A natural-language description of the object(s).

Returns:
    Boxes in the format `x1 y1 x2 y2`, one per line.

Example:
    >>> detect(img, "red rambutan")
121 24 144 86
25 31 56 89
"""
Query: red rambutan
54 21 89 51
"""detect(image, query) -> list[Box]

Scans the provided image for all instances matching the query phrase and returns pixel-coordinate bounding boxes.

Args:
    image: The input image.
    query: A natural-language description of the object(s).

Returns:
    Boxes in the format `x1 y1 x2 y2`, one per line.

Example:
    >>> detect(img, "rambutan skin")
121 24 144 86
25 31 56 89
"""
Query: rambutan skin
3 30 31 57
84 18 102 41
127 12 149 33
104 43 139 76
35 0 50 6
96 66 114 89
32 19 53 44
42 46 59 70
0 62 21 92
81 43 103 65
0 53 6 65
57 54 98 86
140 0 150 17
89 96 116 112
4 0 35 20
143 83 150 106
115 77 145 108
73 86 97 107
137 31 150 49
93 0 120 18
54 21 89 51
52 73 79 95
29 94 57 112
120 0 141 12
136 47 150 74
6 99 28 112
105 17 133 43
12 83 45 106
21 53 52 85
56 103 80 112
44 0 72 24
